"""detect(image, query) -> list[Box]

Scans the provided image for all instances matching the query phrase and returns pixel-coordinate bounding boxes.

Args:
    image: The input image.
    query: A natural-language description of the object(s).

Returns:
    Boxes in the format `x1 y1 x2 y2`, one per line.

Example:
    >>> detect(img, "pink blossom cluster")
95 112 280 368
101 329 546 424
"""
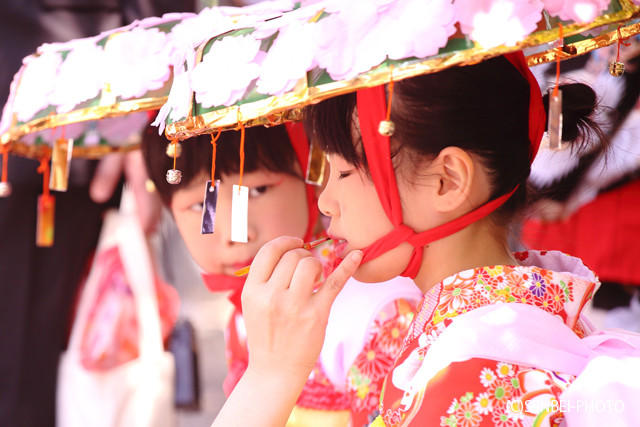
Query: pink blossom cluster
7 14 198 124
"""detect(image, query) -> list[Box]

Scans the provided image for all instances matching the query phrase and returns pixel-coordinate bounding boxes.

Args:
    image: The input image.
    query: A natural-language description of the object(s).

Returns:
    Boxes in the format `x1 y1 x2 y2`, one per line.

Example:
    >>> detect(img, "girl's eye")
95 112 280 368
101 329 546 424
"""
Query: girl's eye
188 202 203 212
338 171 352 180
249 185 269 198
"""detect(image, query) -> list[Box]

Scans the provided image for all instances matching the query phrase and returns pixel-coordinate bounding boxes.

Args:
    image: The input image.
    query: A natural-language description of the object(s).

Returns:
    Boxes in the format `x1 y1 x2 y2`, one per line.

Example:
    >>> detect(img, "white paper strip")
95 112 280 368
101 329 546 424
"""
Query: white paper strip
231 185 248 243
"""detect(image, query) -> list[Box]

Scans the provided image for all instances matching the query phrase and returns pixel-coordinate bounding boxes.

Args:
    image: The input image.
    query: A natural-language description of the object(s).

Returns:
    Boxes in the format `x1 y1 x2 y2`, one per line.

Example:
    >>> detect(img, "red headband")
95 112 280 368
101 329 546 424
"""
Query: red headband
356 51 545 279
202 123 319 310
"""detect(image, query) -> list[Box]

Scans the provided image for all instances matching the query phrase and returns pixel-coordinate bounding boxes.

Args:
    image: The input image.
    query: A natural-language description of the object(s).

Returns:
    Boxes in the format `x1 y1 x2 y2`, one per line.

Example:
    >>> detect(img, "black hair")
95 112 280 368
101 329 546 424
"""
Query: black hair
142 124 300 206
304 55 608 228
531 51 640 202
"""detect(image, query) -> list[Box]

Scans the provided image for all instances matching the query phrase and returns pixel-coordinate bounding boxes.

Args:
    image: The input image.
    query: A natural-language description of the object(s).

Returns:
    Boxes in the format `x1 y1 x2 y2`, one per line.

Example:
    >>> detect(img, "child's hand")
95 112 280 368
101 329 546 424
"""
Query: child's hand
242 236 363 380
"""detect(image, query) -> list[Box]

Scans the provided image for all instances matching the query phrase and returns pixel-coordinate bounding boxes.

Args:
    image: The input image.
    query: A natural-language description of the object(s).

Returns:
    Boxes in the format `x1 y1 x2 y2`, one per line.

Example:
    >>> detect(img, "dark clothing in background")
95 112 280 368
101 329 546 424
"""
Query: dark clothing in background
0 1 194 426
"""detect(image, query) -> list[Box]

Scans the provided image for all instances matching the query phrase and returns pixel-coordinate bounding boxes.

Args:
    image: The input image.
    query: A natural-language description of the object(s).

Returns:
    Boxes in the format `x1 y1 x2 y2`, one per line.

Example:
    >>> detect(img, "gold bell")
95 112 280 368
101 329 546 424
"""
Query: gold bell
609 61 625 77
166 169 182 185
0 182 11 197
166 141 182 158
378 120 395 136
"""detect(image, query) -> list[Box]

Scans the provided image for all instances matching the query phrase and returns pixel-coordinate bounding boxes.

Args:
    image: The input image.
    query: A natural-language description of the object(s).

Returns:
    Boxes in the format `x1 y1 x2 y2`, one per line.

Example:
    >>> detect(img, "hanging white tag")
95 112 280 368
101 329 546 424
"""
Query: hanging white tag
201 180 220 235
231 185 248 243
547 88 563 150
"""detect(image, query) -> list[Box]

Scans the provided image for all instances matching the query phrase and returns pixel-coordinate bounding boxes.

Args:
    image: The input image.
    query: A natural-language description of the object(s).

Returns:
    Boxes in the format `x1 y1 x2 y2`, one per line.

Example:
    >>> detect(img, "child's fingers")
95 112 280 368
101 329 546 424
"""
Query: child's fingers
268 248 315 289
315 250 363 309
248 236 304 284
289 256 323 295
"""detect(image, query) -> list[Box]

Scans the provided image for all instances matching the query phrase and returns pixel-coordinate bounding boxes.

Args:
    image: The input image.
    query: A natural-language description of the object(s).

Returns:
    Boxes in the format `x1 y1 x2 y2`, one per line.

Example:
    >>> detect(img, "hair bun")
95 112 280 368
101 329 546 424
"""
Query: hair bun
542 82 604 150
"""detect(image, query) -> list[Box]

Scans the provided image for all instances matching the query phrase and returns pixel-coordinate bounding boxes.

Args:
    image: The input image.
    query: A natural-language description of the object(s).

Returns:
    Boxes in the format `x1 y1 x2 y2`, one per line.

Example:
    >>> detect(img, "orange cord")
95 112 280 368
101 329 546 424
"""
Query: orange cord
236 110 245 193
211 130 221 181
238 123 245 191
616 25 632 63
171 139 178 169
37 155 51 201
0 144 8 183
386 65 395 122
552 23 563 99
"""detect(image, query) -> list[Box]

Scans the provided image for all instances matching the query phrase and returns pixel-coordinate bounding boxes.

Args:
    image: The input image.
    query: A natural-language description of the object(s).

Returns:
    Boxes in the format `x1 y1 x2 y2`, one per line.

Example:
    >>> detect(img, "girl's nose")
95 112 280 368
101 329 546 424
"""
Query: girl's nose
317 172 337 218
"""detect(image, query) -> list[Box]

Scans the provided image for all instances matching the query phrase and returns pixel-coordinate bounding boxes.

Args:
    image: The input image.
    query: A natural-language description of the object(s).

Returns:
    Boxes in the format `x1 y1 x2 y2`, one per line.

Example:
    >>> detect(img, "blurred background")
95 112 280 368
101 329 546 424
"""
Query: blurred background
0 1 249 427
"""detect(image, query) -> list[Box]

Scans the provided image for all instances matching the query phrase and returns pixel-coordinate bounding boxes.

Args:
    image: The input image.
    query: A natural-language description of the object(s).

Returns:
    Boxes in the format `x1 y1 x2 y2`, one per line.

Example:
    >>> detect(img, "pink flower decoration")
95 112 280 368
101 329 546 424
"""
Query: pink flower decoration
250 1 327 39
190 34 263 108
0 65 25 135
219 0 296 17
49 40 105 113
312 0 454 81
542 0 609 23
256 20 317 96
379 0 457 60
102 27 173 100
13 51 62 122
168 7 233 52
314 0 391 81
456 0 544 49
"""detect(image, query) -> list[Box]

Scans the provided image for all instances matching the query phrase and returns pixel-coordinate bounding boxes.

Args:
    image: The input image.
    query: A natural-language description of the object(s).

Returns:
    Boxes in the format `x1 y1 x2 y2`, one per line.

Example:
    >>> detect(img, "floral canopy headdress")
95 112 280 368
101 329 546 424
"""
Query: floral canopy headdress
154 0 640 274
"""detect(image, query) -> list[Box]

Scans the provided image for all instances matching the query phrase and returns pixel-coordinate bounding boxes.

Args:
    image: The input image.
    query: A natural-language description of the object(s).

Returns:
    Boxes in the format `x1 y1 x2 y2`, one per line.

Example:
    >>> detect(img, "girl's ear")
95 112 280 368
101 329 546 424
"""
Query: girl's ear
432 146 475 214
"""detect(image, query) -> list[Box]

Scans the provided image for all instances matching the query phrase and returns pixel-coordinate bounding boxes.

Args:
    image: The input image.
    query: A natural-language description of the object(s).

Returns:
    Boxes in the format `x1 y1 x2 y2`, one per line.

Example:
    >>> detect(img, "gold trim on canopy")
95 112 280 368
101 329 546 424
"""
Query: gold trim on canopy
0 141 140 160
165 1 640 140
528 21 640 65
0 96 167 146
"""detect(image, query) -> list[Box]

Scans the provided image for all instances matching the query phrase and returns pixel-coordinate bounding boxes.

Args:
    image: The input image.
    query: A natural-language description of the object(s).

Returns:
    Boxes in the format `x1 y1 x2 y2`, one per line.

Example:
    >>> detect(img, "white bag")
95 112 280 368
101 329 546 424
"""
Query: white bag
57 191 176 427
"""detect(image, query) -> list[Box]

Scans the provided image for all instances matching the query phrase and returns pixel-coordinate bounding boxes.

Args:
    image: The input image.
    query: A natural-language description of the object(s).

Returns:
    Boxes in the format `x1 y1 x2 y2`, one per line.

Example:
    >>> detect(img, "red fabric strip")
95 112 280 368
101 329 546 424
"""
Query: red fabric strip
504 52 546 161
355 51 545 279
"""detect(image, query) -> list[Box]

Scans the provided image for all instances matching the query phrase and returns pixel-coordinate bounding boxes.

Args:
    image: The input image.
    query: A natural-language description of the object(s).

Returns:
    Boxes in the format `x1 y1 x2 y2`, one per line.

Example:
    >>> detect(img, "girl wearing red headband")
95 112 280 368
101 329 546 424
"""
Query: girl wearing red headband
211 53 635 427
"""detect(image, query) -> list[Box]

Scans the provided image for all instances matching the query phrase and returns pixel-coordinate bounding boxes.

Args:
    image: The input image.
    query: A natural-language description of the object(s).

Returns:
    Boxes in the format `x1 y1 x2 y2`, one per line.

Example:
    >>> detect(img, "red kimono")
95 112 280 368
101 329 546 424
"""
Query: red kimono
375 251 598 427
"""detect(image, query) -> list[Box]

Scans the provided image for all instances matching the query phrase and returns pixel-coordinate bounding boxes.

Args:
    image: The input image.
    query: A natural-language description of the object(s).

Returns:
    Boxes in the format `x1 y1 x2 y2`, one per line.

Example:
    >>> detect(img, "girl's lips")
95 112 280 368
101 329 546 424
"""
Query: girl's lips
333 239 348 259
230 258 254 271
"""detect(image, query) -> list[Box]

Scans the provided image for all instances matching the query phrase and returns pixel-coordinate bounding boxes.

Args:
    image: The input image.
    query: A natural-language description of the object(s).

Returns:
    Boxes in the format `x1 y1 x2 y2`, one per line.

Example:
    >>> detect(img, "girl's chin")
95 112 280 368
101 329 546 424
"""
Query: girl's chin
351 262 396 284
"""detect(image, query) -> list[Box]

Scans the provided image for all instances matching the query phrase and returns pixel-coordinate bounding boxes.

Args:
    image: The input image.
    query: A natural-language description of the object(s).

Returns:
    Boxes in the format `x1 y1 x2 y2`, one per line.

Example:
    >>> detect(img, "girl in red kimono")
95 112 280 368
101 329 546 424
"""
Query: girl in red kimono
209 52 640 427
142 124 421 426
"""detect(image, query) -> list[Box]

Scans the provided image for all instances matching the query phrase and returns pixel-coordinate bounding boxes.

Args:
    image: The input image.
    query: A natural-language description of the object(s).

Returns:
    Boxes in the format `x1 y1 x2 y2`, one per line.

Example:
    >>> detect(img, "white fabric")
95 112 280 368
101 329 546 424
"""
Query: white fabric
401 303 640 425
320 276 422 393
57 194 176 427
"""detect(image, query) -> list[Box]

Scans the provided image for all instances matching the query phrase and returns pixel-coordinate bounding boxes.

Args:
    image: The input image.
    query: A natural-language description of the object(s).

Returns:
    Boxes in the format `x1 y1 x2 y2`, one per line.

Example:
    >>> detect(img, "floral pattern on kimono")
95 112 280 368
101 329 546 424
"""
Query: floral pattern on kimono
377 251 598 427
295 297 417 426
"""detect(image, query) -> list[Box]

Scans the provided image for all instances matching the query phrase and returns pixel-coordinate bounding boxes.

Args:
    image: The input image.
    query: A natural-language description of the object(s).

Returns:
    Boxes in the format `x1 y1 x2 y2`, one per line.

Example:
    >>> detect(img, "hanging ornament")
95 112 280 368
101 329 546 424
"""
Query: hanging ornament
0 143 11 197
378 65 395 137
285 121 326 187
166 139 182 184
610 25 631 77
36 154 55 247
49 127 73 192
548 24 564 151
231 113 248 243
145 179 156 193
201 130 222 234
305 141 326 186
166 140 182 158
